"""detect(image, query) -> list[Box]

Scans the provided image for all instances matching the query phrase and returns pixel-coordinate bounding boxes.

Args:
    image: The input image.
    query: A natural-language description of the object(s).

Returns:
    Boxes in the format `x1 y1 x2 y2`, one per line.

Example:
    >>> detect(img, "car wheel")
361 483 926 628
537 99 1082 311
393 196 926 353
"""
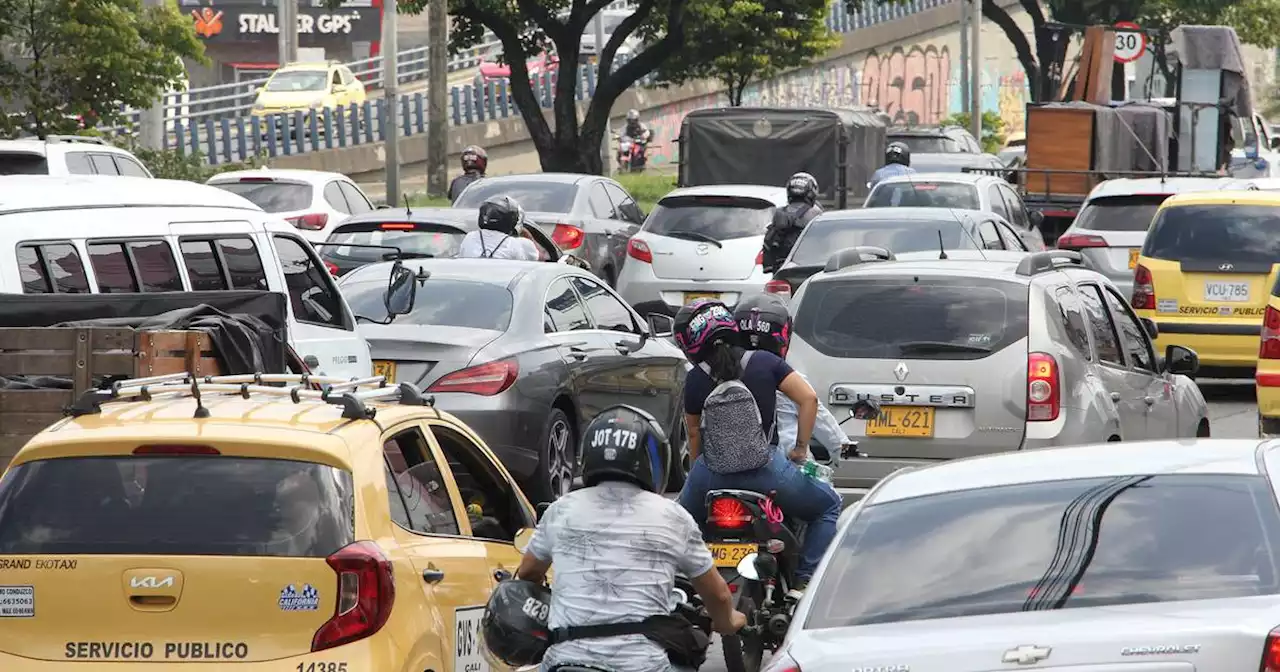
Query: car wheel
667 416 691 492
533 408 575 503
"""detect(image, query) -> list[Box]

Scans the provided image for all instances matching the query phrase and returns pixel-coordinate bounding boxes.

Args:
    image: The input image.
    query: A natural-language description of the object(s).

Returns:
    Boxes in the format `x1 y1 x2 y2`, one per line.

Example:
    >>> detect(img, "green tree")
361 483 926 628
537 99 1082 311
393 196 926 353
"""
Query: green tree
944 111 1005 152
0 0 205 138
647 0 839 106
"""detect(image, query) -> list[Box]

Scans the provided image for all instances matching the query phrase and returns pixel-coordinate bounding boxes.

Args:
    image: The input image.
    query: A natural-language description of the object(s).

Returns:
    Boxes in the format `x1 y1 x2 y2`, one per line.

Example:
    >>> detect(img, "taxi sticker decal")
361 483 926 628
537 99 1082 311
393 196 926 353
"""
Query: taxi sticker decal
455 605 490 672
278 584 319 611
0 585 33 617
1157 299 1178 313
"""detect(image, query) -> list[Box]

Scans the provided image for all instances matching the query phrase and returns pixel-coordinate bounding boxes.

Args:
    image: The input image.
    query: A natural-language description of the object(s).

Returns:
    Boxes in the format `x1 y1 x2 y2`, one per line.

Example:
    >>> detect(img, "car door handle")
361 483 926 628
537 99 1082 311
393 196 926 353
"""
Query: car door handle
1144 396 1155 406
615 341 634 354
1110 392 1121 402
422 568 446 584
568 347 589 361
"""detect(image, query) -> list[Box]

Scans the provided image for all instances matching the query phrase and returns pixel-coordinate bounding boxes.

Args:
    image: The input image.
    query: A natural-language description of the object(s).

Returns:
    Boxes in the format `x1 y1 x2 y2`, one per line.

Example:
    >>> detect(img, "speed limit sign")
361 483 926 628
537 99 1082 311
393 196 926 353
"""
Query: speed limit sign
1114 21 1146 63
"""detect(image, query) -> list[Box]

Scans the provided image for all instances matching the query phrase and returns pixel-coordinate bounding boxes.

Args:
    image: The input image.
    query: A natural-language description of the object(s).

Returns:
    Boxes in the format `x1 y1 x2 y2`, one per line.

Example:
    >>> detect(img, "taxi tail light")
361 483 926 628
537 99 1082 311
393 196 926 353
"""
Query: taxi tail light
1056 233 1108 249
552 223 585 250
133 444 220 455
1262 628 1280 672
287 213 329 231
764 279 792 298
312 541 395 652
627 238 652 263
1260 306 1280 362
1027 352 1060 422
707 497 753 530
1131 264 1156 310
426 358 518 396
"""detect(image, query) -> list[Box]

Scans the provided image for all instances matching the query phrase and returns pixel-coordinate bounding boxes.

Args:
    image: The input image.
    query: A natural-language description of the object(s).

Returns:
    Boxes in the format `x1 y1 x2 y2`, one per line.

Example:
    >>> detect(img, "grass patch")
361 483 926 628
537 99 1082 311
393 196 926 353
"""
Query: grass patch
407 171 678 212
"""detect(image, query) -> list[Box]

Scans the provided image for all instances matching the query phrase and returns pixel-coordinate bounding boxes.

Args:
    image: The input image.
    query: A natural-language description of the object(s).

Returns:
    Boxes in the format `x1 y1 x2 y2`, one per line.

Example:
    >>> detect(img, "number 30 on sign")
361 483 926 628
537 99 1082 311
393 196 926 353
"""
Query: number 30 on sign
1113 21 1146 63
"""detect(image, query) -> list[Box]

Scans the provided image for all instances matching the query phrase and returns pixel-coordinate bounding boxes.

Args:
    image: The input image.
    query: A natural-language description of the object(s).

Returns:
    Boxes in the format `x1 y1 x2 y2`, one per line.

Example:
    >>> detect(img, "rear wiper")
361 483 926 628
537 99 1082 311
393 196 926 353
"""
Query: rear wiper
665 230 723 248
897 340 991 354
383 252 434 260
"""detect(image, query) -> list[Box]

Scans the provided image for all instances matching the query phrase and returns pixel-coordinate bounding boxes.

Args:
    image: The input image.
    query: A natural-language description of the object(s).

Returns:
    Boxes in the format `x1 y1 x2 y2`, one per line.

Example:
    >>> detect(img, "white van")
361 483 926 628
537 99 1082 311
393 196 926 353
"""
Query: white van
0 175 371 379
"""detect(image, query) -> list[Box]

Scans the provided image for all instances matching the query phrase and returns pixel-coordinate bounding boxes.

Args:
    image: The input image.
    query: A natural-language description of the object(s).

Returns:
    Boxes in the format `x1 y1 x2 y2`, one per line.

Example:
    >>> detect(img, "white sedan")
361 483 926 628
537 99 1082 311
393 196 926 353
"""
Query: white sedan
207 168 375 243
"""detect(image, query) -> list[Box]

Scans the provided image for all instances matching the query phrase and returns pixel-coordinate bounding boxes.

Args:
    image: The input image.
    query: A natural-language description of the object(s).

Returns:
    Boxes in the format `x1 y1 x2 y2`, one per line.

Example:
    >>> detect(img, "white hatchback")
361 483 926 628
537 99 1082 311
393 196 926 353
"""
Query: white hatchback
207 168 376 243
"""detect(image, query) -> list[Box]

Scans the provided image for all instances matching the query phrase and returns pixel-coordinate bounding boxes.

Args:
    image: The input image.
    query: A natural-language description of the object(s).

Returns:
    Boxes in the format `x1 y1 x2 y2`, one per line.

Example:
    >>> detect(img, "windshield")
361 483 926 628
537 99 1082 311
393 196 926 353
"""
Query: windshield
265 70 328 92
789 219 976 266
644 195 774 241
890 135 964 153
1145 203 1280 266
322 224 467 263
805 474 1280 628
453 180 577 212
1074 195 1168 232
343 278 513 330
210 181 312 213
865 183 980 209
0 152 49 175
794 276 1027 360
0 456 354 557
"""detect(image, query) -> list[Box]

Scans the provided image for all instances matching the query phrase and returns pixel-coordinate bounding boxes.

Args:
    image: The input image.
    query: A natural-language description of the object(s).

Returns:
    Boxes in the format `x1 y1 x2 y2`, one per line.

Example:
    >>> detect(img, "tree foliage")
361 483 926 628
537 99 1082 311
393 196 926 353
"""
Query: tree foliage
0 0 205 138
647 0 839 106
943 111 1005 152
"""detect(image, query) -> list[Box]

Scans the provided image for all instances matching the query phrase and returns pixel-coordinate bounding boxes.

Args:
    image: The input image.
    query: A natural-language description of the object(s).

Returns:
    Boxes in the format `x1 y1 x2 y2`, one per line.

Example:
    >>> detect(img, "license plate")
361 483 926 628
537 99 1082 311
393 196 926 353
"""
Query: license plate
1204 281 1251 303
707 543 755 568
1128 248 1139 269
684 292 721 304
373 360 396 381
866 405 935 438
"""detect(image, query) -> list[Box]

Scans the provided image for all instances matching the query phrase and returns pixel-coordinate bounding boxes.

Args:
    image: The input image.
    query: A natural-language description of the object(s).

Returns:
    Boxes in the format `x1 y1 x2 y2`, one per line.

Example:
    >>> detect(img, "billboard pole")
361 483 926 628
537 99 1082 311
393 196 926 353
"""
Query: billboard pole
383 0 401 205
426 0 448 197
277 0 288 66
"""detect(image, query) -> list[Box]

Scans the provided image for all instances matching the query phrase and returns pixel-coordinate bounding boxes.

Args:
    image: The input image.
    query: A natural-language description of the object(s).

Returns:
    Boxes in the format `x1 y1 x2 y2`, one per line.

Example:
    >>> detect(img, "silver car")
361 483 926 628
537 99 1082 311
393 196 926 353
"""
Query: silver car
615 184 787 313
864 172 1047 251
1056 177 1230 297
785 250 1210 493
777 439 1280 672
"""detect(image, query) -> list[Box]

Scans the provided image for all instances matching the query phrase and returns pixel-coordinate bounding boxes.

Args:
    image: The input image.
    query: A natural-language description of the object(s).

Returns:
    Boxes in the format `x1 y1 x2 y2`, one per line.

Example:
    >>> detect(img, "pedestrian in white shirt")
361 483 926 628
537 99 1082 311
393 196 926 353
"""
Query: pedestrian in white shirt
458 194 541 261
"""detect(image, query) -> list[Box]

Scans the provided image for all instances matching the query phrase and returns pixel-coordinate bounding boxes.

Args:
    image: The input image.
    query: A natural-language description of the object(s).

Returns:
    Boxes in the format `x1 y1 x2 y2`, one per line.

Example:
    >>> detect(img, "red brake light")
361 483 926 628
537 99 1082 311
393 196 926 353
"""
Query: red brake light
238 177 275 183
551 223 585 249
1057 233 1108 249
287 213 330 231
910 184 938 190
312 541 395 652
1263 629 1280 672
1027 352 1060 422
763 651 801 672
627 238 653 264
1131 263 1155 310
324 260 339 276
707 497 752 529
765 279 792 298
133 445 220 455
755 250 764 266
379 222 416 230
426 359 518 396
1260 306 1280 364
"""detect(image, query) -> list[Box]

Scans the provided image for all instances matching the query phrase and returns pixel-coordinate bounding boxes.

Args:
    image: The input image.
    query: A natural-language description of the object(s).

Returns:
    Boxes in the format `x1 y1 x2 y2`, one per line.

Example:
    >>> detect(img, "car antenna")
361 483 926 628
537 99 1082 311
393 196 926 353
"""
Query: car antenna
403 194 413 216
955 212 989 260
937 230 948 259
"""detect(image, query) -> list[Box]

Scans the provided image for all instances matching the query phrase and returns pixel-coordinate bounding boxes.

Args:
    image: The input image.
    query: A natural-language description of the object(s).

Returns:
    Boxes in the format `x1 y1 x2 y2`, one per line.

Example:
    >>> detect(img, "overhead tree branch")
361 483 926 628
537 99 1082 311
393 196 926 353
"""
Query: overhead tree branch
458 2 551 147
514 0 566 44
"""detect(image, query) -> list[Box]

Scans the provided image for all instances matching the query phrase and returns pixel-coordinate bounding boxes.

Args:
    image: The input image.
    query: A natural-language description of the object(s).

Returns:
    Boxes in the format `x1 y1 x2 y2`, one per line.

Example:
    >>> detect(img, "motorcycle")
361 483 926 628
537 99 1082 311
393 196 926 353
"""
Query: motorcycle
615 133 650 173
701 399 882 672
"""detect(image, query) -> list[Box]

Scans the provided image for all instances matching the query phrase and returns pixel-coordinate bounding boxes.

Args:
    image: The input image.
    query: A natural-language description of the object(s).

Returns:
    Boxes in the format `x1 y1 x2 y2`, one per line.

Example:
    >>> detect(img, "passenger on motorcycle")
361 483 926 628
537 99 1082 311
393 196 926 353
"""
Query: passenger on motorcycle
673 299 842 598
733 293 851 464
513 404 746 672
458 195 541 261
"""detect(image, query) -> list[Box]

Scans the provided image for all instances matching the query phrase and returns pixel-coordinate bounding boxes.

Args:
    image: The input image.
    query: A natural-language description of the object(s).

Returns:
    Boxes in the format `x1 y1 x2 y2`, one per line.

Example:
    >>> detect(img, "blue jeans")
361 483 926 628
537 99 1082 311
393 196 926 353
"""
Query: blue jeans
678 451 841 583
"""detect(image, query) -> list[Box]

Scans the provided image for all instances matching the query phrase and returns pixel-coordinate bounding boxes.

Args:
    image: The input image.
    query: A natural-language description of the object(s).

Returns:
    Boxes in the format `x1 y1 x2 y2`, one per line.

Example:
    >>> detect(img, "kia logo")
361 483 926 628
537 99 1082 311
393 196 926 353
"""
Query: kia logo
1220 263 1234 271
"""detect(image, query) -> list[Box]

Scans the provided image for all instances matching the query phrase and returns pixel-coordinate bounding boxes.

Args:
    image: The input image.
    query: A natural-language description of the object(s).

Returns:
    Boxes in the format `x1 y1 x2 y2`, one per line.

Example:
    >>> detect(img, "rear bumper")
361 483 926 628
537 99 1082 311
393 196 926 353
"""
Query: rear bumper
429 391 546 481
615 264 766 312
1151 327 1260 368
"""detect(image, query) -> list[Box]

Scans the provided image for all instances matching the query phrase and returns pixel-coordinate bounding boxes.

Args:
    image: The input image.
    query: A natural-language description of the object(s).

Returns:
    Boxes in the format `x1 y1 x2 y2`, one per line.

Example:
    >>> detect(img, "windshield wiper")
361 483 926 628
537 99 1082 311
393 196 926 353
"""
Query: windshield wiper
665 230 723 248
897 341 991 355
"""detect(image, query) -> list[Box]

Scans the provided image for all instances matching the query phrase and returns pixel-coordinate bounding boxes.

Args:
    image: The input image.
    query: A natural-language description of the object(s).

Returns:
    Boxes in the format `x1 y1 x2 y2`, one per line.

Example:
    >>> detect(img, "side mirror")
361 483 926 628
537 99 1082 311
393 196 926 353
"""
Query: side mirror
1164 344 1199 377
1029 210 1045 228
1140 317 1158 340
385 260 416 316
850 399 881 420
647 313 675 338
535 502 551 521
513 528 534 555
255 86 265 95
736 553 760 581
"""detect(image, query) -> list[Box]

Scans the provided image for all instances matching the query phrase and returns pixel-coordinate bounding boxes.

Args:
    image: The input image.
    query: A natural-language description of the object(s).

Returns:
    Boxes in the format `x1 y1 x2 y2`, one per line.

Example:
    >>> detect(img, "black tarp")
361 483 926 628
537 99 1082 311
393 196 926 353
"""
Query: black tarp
0 291 289 375
678 107 887 206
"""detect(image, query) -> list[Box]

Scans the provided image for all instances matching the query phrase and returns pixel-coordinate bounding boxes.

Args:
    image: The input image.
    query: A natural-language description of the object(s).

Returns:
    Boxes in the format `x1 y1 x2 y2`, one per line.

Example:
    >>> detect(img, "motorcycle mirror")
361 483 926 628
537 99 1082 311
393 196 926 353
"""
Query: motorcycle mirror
736 553 761 581
850 399 882 420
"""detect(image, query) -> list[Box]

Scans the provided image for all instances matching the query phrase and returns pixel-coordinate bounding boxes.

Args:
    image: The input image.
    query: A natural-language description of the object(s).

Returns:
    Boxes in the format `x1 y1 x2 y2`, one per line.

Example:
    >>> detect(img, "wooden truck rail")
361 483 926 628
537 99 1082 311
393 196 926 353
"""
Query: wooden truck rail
0 327 222 469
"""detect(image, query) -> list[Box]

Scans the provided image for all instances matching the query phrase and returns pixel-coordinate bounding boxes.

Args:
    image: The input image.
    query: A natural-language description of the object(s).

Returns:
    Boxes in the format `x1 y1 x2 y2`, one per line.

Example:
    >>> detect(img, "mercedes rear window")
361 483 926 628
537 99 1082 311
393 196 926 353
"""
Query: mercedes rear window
889 135 963 153
643 195 775 241
321 223 468 264
1074 195 1168 232
1144 203 1280 267
211 181 312 213
806 474 1280 628
343 278 513 330
790 219 975 266
865 183 980 210
794 276 1027 359
0 456 354 557
0 152 49 175
453 180 576 212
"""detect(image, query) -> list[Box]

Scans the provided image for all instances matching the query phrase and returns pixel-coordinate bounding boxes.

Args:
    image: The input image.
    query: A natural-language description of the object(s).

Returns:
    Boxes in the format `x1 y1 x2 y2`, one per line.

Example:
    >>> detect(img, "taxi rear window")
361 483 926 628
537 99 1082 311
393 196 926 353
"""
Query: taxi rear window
1145 203 1280 268
0 456 354 557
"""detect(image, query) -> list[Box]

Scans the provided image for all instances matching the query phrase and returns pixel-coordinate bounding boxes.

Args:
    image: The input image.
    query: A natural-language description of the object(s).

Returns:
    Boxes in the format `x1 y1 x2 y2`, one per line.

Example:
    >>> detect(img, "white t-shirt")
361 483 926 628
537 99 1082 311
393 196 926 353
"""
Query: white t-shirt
457 229 540 261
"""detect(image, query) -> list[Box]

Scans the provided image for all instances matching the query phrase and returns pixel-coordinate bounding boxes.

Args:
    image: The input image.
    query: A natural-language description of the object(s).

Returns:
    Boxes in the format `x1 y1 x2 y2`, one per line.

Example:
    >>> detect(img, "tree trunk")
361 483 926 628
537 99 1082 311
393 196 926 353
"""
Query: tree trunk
983 0 1042 102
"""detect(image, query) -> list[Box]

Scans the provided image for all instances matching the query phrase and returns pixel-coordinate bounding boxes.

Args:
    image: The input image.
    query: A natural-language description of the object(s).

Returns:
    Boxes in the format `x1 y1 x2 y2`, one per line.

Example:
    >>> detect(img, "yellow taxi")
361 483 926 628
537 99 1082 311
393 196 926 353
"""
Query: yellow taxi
0 373 535 671
252 61 367 117
1131 189 1280 381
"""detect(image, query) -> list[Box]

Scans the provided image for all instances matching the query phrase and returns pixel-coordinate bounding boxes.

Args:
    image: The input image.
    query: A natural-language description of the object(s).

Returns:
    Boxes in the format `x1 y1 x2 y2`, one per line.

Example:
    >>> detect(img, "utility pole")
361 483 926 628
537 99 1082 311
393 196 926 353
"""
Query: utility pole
383 0 401 205
140 0 166 150
276 0 289 67
594 12 613 176
958 0 970 117
426 0 448 197
286 0 299 63
968 0 981 143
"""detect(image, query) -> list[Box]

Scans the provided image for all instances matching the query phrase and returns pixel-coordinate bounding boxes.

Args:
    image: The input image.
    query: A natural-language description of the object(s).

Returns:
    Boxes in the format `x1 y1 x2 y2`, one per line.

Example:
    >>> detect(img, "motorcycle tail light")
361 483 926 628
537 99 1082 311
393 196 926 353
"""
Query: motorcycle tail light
707 497 752 529
765 539 785 554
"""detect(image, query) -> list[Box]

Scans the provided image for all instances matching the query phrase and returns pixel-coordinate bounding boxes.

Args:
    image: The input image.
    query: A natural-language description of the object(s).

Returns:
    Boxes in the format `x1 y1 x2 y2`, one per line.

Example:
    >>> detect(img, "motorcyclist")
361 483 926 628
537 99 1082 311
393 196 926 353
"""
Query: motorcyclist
512 404 746 672
622 109 652 144
673 299 841 599
448 145 487 203
870 141 916 188
458 195 541 261
761 172 823 273
733 293 852 464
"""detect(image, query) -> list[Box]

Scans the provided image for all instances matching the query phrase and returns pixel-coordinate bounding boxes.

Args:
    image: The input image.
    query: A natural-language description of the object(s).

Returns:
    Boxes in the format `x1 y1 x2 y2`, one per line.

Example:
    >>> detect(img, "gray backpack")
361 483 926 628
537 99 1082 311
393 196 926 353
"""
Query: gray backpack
698 351 771 474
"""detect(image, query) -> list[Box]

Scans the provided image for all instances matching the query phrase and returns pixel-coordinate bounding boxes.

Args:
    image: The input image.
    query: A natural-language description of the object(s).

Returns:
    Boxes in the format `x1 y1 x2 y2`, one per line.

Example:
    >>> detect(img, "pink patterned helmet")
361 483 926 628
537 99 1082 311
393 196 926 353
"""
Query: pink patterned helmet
673 299 738 360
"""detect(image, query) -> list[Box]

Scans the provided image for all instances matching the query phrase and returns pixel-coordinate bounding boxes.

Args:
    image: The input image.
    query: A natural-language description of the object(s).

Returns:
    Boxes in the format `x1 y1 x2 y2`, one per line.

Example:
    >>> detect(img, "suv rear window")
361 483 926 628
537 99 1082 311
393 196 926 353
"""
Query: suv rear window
211 181 312 213
644 195 775 241
806 474 1280 628
343 278 513 331
1145 203 1280 267
0 152 49 175
321 222 468 264
794 276 1027 359
865 182 980 209
0 456 354 557
1074 195 1169 232
889 135 963 153
790 219 975 266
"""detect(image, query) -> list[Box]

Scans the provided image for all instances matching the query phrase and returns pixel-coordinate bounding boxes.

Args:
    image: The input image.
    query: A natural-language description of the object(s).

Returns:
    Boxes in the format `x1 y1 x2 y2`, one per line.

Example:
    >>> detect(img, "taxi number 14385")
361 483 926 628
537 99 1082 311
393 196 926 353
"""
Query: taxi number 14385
297 663 347 672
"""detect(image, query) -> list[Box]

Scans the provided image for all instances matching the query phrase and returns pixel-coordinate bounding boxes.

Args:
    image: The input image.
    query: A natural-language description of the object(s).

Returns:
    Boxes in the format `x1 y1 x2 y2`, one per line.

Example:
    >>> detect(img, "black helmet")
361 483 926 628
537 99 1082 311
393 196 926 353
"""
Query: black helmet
785 172 818 203
734 293 793 357
478 195 522 235
481 579 552 668
580 404 671 493
885 142 910 166
461 145 488 172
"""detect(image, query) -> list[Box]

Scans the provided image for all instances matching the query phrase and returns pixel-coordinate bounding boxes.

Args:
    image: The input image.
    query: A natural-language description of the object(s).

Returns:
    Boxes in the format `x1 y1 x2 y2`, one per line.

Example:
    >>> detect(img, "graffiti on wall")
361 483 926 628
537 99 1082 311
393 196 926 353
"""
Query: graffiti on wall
860 45 953 126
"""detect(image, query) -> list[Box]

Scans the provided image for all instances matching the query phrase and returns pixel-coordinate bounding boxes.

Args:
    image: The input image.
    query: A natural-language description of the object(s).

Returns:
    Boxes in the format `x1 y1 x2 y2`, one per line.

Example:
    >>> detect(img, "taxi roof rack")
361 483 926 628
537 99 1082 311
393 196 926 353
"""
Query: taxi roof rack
824 246 895 273
1015 250 1088 276
66 372 434 420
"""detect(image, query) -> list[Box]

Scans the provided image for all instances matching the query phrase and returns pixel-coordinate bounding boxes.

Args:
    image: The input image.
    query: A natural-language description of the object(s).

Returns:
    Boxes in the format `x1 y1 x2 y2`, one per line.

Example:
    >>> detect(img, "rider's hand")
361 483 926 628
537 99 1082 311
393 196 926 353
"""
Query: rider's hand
714 610 748 634
788 445 807 464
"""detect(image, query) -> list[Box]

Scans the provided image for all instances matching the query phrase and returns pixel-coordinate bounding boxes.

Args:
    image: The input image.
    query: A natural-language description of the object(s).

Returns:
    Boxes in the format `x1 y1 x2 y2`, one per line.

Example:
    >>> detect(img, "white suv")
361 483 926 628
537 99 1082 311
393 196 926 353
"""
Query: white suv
0 135 152 177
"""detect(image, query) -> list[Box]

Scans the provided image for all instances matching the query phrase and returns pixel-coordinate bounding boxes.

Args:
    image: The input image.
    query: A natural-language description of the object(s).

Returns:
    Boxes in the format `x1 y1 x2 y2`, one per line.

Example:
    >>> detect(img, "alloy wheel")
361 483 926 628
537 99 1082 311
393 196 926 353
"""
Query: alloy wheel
547 418 575 499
